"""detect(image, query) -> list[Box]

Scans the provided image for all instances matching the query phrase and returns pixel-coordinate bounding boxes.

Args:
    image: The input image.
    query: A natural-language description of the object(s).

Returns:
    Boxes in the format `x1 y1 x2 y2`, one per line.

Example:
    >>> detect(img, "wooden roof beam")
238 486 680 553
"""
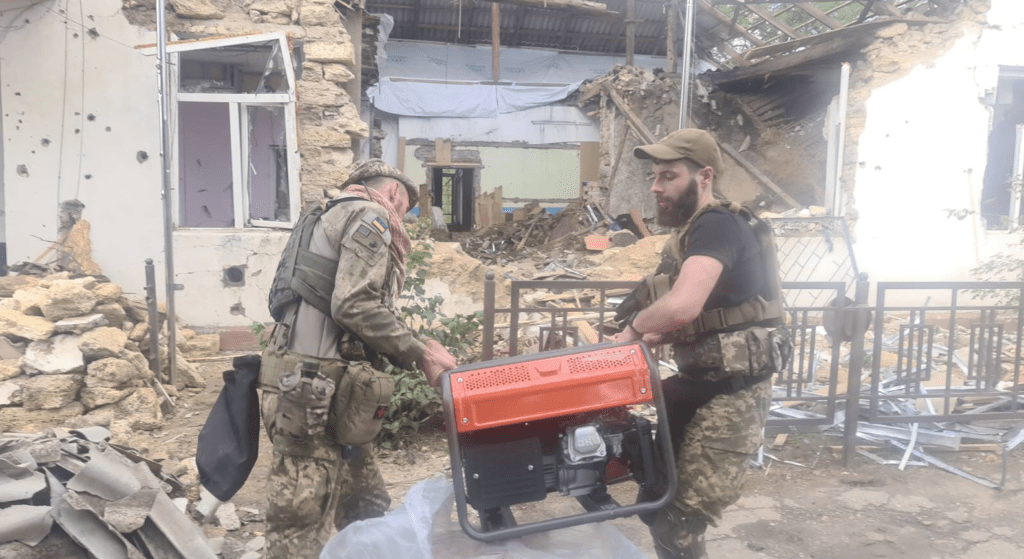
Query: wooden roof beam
795 2 844 30
697 0 767 48
744 4 801 40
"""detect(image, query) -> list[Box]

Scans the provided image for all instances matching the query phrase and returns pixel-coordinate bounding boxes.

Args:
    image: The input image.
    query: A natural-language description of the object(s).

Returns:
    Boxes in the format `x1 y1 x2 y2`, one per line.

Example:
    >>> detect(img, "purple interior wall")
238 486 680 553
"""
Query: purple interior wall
179 102 233 227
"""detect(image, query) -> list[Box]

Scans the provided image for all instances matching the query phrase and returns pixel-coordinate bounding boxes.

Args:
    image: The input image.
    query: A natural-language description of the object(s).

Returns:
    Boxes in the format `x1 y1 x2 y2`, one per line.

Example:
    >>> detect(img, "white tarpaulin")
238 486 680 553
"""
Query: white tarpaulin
369 40 682 118
368 80 583 118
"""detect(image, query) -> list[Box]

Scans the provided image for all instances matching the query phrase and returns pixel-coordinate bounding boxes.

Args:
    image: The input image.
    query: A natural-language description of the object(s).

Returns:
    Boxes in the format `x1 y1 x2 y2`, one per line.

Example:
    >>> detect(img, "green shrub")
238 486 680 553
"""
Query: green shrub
377 219 483 449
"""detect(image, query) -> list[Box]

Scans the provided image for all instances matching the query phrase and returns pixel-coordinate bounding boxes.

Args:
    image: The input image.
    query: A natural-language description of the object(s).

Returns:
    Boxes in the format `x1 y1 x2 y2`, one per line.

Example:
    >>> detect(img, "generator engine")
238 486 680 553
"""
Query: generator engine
442 341 676 542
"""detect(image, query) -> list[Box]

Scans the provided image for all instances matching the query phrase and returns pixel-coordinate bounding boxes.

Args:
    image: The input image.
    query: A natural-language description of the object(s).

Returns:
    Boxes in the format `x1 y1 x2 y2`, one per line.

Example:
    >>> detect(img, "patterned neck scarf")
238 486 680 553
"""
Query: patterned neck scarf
343 183 411 291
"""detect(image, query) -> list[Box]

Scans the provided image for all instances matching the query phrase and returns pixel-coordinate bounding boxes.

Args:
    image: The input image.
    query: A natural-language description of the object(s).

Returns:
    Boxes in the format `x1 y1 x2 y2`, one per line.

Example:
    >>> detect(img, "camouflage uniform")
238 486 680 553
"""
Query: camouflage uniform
648 232 781 559
650 379 772 558
260 192 425 559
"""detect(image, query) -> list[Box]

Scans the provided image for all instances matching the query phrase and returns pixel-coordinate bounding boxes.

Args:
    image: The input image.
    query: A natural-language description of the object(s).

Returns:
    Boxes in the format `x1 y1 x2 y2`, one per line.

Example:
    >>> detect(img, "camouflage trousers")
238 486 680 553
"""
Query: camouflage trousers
260 392 391 559
650 378 772 559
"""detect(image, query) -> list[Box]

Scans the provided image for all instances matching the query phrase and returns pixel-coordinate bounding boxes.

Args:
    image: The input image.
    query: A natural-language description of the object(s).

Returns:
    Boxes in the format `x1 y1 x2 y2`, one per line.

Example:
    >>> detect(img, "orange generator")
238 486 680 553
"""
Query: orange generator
441 341 676 541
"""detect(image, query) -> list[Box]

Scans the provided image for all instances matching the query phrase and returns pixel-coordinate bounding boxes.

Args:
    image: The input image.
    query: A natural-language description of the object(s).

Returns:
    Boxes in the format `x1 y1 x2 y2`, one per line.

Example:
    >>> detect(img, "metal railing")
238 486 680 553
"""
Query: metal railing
479 274 1024 471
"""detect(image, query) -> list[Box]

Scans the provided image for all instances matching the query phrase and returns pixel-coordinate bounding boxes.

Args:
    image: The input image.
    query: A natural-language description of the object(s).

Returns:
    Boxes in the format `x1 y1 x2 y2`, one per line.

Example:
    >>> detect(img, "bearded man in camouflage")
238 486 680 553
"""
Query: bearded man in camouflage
257 159 457 559
614 129 791 559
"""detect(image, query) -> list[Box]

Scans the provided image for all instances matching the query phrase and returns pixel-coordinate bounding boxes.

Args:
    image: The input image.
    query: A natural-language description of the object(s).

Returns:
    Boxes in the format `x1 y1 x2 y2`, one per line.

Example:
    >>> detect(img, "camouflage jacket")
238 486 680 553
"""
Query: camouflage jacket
272 198 426 371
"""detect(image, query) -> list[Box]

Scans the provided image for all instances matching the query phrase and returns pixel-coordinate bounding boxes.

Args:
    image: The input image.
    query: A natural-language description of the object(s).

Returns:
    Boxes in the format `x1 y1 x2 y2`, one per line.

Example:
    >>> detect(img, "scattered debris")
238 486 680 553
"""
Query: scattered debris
0 428 218 558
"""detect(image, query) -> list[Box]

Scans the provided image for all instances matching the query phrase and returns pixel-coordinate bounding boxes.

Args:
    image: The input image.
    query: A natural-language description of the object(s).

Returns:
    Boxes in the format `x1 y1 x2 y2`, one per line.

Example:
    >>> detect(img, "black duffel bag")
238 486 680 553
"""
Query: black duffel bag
197 354 262 502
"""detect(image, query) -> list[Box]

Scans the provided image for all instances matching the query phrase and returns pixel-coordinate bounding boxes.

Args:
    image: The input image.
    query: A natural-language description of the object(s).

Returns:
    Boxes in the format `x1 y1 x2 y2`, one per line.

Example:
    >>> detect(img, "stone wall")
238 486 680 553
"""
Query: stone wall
0 273 210 435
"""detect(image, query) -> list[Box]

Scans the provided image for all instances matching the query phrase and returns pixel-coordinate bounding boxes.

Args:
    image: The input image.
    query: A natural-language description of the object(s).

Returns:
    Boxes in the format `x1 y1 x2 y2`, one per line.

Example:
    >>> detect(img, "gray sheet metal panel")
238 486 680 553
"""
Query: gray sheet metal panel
148 492 219 559
46 470 139 559
0 505 53 546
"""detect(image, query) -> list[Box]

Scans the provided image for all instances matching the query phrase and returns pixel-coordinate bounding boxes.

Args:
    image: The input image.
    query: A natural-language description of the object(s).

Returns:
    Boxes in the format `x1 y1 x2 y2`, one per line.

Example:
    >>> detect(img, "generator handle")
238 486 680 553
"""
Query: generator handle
441 340 678 543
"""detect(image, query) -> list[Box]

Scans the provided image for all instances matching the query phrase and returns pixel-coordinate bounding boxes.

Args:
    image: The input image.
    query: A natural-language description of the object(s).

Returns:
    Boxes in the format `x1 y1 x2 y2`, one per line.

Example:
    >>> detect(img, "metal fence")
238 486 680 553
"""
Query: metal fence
479 274 1024 472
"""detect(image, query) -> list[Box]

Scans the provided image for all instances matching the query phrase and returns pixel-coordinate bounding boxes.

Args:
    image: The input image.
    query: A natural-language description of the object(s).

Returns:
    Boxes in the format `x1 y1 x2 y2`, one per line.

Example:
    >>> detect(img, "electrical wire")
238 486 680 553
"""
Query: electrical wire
74 0 86 199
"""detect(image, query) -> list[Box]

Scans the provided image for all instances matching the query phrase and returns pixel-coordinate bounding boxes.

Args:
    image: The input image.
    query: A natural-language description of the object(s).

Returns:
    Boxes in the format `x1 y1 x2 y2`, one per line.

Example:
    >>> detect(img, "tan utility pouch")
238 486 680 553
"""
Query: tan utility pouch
326 360 394 446
676 327 783 375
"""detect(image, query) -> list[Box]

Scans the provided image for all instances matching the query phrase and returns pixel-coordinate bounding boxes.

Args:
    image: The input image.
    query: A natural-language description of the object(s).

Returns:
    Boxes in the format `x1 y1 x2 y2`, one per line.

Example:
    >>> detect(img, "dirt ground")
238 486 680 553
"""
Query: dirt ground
113 355 1022 559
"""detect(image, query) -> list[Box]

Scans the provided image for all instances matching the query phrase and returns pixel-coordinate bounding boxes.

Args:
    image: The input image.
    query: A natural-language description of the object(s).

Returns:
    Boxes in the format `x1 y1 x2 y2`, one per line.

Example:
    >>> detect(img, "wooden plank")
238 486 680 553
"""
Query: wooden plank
601 83 656 144
745 4 801 40
579 142 601 182
397 137 406 172
697 0 767 48
718 141 801 209
795 2 843 30
491 3 501 82
435 138 452 165
419 183 432 218
666 2 678 73
625 0 636 66
629 209 651 238
493 185 504 225
575 320 601 345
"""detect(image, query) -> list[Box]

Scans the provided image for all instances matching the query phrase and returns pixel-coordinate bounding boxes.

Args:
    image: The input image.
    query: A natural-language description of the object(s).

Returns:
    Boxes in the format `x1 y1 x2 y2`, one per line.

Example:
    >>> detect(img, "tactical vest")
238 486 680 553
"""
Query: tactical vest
267 196 367 322
647 200 786 338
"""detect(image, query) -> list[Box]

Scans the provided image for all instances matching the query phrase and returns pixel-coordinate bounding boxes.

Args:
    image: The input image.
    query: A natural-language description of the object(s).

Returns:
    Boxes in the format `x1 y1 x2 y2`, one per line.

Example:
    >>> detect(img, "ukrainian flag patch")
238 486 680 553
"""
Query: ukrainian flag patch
371 217 388 234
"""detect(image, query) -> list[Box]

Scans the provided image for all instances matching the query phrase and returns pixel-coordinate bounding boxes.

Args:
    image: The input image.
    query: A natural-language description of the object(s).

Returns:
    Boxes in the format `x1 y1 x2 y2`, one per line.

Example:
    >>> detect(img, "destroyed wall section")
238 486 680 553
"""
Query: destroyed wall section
588 69 798 223
0 0 369 327
846 0 1024 291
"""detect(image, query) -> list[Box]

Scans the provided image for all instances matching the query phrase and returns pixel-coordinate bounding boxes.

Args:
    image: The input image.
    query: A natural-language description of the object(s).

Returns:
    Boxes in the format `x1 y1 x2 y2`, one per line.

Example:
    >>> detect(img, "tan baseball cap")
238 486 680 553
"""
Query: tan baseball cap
342 159 419 205
634 128 723 174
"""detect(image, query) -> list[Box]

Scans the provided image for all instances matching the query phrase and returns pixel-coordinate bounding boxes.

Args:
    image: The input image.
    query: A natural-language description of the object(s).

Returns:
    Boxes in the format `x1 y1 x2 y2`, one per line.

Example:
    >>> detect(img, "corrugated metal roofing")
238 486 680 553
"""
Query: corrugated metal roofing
365 0 933 63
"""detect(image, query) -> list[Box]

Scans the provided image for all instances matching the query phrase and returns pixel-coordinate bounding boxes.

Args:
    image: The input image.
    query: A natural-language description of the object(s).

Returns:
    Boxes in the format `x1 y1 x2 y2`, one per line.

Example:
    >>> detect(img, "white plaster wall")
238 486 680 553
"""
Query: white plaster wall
854 0 1024 295
173 230 288 327
1 0 163 296
0 0 291 327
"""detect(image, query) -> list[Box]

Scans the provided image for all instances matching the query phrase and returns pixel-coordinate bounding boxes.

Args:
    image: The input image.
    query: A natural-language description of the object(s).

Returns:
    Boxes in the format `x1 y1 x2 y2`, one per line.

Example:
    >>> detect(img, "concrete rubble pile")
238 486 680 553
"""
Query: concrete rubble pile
0 272 206 434
0 427 218 559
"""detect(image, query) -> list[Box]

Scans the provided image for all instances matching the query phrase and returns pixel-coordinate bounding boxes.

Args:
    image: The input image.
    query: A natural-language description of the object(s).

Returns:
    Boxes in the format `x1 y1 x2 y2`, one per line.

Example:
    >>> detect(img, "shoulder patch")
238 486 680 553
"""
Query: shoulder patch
353 223 386 253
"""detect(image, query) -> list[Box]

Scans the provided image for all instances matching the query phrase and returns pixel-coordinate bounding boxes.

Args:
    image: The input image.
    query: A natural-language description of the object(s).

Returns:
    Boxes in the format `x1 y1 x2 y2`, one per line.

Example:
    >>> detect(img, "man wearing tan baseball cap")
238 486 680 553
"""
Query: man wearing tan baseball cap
615 130 790 559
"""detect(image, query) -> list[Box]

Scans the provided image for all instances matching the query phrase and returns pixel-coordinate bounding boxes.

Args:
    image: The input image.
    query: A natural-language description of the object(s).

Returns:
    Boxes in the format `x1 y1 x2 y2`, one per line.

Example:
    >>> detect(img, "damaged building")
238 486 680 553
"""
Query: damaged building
0 0 1023 330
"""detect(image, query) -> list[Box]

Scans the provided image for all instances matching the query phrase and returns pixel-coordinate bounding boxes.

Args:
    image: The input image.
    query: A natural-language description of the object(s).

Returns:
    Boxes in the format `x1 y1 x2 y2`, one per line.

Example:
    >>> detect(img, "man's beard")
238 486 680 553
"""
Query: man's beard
656 178 700 227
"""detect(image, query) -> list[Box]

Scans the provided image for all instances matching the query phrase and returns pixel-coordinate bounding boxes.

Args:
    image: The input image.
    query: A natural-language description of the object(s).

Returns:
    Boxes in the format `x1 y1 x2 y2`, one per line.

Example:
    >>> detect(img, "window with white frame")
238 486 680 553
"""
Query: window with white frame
168 33 300 229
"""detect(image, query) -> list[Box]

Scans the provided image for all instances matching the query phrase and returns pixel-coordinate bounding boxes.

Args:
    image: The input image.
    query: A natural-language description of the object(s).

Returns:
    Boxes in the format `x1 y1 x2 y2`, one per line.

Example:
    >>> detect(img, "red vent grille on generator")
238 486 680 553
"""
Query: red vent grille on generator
450 343 653 433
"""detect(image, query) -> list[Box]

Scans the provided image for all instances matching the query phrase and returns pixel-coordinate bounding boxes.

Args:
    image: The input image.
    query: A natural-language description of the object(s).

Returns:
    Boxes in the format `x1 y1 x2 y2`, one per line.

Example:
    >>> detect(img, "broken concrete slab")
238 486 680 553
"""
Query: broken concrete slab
24 334 86 375
0 337 26 360
0 471 47 502
86 358 141 389
128 322 148 343
12 287 49 316
115 388 163 431
93 303 127 331
54 314 108 335
0 402 86 433
0 381 24 407
177 334 219 357
0 504 53 546
0 529 89 559
0 360 22 382
0 276 40 298
67 448 143 501
41 281 98 322
19 374 85 410
215 502 241 531
0 309 56 339
169 0 224 19
79 327 128 360
80 387 136 410
118 349 152 380
0 300 17 312
91 283 123 305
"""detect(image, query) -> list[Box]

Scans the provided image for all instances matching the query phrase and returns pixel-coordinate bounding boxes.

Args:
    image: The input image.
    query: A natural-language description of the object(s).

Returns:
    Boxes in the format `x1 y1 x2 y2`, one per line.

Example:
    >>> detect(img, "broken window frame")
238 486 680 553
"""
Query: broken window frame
166 32 300 230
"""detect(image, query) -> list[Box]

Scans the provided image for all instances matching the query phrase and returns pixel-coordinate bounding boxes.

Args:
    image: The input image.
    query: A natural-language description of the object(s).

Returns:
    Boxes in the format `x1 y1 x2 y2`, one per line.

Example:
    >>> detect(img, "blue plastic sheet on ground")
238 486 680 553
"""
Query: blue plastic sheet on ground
321 476 647 559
